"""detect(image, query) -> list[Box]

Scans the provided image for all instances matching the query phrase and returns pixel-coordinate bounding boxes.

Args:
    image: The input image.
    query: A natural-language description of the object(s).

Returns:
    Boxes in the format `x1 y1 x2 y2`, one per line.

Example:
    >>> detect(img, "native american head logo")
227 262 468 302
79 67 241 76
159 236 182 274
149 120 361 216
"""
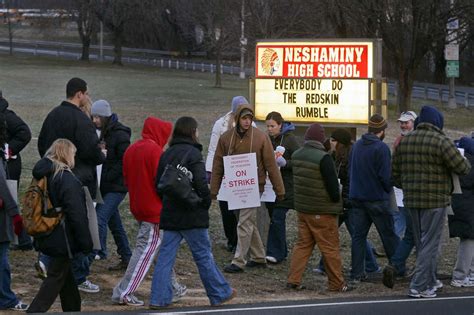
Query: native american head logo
260 48 280 75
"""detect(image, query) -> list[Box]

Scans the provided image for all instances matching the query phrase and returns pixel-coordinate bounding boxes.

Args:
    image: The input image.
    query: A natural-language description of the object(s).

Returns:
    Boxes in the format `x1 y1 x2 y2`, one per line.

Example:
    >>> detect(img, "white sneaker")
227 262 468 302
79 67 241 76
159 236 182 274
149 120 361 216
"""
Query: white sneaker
408 288 436 298
433 279 443 291
172 284 188 303
265 256 277 264
78 280 100 293
9 301 29 311
121 294 144 306
451 278 474 287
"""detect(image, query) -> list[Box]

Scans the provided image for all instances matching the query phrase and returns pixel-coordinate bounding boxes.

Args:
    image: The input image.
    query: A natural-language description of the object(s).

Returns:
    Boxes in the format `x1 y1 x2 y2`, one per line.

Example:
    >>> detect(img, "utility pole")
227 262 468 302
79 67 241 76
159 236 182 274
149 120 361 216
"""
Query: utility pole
446 0 459 109
239 0 246 79
99 0 104 61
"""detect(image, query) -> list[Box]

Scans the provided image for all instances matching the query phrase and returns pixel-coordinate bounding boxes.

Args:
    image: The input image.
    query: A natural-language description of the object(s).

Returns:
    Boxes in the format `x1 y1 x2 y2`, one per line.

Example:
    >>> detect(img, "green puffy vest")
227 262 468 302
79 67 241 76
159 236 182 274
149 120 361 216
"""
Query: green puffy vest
292 145 342 215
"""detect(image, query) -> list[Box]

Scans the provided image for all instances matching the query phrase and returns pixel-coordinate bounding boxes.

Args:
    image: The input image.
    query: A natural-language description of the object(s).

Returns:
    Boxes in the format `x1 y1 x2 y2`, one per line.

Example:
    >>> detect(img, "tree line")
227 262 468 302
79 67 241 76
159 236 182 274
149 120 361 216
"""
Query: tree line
4 0 474 112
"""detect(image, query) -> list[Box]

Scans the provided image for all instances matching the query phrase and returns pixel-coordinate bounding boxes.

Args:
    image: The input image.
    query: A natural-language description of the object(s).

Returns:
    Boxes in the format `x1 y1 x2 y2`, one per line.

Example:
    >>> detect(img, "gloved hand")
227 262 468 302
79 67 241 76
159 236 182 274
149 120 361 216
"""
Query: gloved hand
277 194 285 201
12 214 23 236
276 156 287 167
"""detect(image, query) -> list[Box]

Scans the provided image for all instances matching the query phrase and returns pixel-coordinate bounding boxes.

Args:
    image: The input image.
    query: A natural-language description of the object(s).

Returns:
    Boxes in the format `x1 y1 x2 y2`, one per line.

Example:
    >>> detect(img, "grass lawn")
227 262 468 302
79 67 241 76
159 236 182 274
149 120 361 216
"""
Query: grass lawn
2 53 474 312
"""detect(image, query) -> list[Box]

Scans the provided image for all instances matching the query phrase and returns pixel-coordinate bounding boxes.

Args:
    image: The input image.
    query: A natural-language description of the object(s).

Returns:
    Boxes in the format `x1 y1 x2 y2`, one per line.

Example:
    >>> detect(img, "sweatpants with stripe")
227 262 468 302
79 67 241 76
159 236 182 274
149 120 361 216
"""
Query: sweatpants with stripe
112 221 160 303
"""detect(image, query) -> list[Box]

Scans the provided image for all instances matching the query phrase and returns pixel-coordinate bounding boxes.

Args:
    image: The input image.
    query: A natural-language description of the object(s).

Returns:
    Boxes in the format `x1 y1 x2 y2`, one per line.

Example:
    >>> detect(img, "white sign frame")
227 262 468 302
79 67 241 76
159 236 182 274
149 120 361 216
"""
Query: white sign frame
222 153 261 210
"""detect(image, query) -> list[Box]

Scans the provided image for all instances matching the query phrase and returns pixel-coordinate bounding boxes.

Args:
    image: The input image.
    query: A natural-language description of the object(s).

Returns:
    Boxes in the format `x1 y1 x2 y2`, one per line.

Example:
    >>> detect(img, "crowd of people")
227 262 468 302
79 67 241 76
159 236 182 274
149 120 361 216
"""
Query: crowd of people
0 77 472 312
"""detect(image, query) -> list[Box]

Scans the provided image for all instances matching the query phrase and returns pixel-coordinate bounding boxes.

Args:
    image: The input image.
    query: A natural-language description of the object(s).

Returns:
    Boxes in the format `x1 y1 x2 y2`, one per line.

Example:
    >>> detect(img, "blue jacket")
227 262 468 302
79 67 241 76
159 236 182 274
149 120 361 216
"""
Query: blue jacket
349 133 392 201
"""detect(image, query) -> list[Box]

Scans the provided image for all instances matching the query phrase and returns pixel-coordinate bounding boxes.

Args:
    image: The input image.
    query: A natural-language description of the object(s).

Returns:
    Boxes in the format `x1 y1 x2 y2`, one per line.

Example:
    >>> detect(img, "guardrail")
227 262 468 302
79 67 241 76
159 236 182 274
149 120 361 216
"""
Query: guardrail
1 38 474 107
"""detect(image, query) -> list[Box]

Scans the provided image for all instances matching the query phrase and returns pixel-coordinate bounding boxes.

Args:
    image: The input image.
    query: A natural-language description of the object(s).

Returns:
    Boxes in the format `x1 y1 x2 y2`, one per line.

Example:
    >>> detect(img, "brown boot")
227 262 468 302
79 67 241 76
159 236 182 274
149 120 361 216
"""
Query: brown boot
108 259 129 271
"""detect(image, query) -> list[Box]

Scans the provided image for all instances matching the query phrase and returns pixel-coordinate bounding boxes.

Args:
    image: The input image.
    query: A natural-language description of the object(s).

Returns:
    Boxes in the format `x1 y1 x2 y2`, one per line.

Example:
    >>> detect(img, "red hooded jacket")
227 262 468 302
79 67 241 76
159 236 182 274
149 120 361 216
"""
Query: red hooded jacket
123 117 172 223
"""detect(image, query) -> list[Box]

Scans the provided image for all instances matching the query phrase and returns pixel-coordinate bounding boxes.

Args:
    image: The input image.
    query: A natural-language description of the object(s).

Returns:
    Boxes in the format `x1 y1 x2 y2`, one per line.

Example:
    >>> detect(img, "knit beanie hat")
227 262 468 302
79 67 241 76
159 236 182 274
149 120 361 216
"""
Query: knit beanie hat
331 128 352 145
368 114 387 133
231 96 249 113
304 123 326 143
459 136 474 155
418 105 444 130
91 100 112 117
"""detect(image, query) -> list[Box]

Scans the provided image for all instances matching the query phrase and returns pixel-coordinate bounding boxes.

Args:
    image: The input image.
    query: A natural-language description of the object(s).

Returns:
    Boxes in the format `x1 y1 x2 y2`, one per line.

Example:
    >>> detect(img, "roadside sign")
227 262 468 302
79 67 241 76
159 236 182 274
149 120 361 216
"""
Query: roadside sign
445 44 459 60
254 40 373 125
447 19 459 30
446 60 459 78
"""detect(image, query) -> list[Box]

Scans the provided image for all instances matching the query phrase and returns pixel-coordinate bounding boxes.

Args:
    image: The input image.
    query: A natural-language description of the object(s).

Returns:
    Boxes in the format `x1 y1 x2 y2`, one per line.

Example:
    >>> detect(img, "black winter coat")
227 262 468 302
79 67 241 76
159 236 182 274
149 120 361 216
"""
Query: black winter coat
157 137 211 231
0 97 32 181
449 152 474 239
99 115 131 194
32 158 93 257
38 101 105 199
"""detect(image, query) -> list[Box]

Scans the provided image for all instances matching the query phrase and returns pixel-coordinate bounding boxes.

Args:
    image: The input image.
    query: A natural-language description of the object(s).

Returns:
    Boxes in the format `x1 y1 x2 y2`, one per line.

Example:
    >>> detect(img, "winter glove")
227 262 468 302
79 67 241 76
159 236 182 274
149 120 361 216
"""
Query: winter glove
276 194 285 201
276 156 287 167
12 214 23 236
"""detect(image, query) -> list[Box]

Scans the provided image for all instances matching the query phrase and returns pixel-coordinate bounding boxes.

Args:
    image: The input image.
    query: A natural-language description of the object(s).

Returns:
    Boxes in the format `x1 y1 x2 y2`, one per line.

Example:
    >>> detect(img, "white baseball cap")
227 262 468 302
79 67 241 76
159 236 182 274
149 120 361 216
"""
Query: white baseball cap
398 111 417 122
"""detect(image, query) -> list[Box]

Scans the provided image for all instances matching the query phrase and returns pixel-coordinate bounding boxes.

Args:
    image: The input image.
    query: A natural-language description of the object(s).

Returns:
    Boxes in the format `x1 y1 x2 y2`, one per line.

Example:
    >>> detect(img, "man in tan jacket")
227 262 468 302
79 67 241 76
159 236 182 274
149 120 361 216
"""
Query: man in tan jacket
211 105 285 273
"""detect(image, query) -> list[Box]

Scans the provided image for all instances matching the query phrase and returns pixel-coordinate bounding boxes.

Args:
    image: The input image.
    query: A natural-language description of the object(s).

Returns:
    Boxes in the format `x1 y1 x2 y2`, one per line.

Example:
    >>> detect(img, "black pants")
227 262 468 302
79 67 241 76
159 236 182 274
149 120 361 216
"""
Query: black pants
219 201 238 247
27 257 81 313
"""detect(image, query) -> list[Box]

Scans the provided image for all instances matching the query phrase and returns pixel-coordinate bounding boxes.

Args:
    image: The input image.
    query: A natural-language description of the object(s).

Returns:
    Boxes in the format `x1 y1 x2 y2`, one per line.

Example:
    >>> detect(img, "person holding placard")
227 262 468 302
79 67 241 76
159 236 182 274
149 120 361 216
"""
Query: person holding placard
206 96 251 253
210 106 285 273
264 111 300 264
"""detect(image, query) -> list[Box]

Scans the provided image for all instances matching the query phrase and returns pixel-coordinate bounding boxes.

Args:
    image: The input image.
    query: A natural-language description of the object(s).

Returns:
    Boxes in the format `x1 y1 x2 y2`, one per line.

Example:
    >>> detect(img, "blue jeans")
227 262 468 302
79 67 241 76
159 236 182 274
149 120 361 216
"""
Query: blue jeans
150 229 232 306
0 242 18 309
95 192 131 261
392 206 407 238
391 207 415 276
319 210 379 273
40 252 90 285
266 206 289 262
350 200 400 279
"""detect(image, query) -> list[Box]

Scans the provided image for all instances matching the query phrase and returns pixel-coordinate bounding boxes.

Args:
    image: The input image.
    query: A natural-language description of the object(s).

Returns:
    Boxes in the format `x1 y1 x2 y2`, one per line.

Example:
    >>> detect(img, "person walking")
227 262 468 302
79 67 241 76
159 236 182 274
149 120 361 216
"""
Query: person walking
27 139 93 313
449 136 474 288
0 112 28 312
0 92 33 251
150 117 236 308
111 116 172 306
349 114 400 282
315 128 380 275
392 105 471 298
264 111 300 264
206 96 250 253
383 111 419 288
287 123 349 292
210 105 285 273
37 77 105 293
90 100 132 271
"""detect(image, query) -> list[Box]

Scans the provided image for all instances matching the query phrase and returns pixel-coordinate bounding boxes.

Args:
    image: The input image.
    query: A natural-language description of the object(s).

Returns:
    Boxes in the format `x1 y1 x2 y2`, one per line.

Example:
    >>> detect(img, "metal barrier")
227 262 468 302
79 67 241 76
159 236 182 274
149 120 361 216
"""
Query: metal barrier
1 38 473 106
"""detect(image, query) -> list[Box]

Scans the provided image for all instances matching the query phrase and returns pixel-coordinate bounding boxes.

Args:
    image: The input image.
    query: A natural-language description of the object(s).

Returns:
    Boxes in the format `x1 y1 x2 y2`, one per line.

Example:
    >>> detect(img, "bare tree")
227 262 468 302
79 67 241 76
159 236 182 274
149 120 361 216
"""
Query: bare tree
73 0 98 61
5 0 14 55
99 0 138 65
172 0 240 87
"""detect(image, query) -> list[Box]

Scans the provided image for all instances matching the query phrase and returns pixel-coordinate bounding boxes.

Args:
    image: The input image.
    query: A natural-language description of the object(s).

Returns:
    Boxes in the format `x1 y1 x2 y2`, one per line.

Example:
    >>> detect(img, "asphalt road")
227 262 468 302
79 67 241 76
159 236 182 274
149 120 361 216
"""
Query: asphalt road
29 293 474 315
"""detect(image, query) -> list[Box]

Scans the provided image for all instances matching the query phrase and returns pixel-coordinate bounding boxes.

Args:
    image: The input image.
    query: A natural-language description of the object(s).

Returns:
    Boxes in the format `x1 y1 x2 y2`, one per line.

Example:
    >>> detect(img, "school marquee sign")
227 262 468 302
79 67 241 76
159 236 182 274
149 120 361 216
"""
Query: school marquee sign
254 40 374 125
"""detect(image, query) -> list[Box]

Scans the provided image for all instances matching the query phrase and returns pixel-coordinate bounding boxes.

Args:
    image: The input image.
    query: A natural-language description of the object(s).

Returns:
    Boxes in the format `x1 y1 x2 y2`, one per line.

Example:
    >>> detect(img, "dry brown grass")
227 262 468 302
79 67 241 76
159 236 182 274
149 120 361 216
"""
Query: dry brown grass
2 54 474 313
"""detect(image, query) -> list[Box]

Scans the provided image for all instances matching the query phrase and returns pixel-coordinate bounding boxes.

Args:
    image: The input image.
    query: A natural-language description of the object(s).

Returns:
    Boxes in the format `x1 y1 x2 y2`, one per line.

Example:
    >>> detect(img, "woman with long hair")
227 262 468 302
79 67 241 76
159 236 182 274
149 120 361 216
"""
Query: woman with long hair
90 100 132 271
264 111 300 264
27 139 93 313
150 116 235 308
